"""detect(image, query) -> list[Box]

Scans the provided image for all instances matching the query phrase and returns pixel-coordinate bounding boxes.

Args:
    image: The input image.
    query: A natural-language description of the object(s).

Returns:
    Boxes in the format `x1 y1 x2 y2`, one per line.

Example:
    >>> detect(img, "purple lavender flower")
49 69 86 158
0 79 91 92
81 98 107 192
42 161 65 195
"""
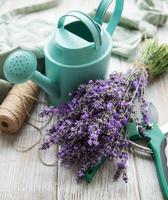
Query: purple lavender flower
40 68 149 182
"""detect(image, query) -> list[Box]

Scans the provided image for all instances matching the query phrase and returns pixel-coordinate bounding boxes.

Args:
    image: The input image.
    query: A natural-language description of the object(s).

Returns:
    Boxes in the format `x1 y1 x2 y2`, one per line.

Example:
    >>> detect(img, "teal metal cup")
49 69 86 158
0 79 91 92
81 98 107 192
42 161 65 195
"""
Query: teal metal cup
3 0 124 106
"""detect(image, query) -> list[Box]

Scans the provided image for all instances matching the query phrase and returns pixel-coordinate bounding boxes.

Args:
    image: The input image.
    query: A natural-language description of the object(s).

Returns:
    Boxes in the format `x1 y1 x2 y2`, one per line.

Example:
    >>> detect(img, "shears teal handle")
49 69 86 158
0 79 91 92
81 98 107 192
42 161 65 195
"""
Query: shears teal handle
127 122 168 200
94 0 124 35
84 157 107 183
148 124 168 200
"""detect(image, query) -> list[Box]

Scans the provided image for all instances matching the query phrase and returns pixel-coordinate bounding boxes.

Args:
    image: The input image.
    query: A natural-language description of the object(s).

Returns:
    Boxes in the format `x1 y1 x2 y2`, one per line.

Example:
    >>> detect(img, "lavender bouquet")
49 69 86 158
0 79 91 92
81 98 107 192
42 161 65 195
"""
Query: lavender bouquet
40 68 149 182
40 40 168 182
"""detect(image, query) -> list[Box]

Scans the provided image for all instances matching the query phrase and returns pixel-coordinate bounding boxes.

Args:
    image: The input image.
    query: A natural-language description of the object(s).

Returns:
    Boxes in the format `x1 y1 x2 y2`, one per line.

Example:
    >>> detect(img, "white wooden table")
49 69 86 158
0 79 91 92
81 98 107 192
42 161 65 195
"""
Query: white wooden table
0 0 168 199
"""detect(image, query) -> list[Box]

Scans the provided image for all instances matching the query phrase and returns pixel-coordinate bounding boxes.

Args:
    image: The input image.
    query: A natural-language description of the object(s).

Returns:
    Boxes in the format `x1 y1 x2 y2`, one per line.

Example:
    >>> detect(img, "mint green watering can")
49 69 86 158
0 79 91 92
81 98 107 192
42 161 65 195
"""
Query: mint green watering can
3 0 124 106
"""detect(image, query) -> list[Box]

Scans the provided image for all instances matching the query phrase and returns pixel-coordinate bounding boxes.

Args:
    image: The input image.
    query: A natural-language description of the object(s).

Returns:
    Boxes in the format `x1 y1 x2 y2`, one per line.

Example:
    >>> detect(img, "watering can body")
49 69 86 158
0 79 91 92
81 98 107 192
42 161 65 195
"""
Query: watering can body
43 0 124 105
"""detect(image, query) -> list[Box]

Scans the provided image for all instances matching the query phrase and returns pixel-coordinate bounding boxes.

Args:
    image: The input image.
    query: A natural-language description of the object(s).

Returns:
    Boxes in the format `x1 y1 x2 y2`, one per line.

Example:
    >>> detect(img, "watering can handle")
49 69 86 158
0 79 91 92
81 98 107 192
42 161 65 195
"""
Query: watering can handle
94 0 124 35
57 11 102 51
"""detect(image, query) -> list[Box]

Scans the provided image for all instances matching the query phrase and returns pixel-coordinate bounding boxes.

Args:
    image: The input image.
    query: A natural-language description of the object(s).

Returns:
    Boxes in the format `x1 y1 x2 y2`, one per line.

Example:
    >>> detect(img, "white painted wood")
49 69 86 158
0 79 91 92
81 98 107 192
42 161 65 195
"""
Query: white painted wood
0 0 167 200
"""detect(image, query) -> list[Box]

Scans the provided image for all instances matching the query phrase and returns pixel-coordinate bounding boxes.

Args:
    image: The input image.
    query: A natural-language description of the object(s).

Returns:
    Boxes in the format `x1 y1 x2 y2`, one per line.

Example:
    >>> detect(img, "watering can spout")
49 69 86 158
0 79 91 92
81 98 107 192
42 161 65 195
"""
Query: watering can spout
3 49 59 100
31 71 59 98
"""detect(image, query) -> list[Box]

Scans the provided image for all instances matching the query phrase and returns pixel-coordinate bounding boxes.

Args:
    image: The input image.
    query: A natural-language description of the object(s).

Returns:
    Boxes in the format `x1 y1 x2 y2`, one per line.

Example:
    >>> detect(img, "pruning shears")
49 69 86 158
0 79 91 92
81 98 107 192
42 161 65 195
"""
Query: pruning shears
127 103 168 200
84 103 168 200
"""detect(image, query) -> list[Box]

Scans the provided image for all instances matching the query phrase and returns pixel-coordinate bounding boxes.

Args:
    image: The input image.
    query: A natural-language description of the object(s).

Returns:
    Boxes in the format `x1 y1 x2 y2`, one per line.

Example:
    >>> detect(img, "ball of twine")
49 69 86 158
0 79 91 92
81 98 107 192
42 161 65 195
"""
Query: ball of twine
0 81 40 134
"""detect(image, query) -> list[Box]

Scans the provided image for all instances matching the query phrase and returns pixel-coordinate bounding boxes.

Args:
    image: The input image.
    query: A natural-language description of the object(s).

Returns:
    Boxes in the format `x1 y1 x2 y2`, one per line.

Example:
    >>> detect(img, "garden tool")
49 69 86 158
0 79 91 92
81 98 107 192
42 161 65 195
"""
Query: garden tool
126 103 168 200
3 0 124 106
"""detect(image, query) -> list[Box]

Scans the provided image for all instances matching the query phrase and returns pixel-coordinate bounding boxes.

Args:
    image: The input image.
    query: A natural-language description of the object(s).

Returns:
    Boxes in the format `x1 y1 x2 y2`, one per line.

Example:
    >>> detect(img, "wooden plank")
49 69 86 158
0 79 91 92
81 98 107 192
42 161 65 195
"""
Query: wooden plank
57 154 140 200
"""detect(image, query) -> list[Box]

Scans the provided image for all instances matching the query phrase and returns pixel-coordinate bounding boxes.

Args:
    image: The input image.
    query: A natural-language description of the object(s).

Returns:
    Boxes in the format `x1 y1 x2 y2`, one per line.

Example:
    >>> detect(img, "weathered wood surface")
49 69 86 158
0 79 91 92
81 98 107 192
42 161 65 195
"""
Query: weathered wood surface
0 0 168 199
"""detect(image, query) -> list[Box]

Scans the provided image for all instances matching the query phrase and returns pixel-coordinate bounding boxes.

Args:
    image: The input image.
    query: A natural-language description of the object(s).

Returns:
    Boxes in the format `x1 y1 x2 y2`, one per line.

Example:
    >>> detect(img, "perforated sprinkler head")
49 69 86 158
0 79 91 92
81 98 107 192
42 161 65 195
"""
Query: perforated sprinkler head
3 49 37 84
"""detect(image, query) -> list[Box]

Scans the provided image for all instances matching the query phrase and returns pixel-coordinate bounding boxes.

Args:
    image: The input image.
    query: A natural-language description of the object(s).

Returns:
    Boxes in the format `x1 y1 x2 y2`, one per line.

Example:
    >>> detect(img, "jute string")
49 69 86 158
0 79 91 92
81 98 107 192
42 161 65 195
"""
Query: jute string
0 80 57 166
0 81 40 133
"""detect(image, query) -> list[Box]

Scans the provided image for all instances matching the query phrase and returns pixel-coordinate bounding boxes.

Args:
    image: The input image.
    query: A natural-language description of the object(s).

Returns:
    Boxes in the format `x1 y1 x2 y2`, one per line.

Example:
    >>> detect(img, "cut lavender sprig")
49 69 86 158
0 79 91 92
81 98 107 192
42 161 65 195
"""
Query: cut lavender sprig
40 68 149 182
